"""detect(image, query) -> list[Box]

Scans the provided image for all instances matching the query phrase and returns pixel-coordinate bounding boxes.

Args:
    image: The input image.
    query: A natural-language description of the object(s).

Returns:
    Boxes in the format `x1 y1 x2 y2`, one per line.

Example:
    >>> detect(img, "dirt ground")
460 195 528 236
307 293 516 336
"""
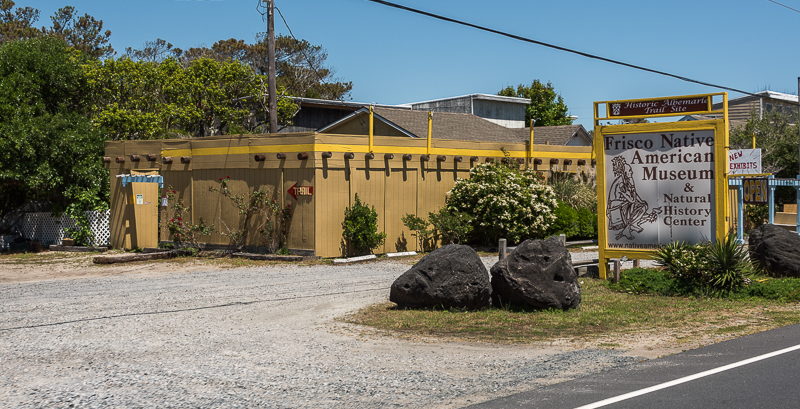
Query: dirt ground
0 251 242 283
0 250 784 361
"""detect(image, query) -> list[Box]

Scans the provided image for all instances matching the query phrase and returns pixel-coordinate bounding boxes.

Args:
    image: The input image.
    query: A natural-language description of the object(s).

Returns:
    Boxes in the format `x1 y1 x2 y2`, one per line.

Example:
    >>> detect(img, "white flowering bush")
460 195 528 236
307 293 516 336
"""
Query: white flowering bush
446 162 558 244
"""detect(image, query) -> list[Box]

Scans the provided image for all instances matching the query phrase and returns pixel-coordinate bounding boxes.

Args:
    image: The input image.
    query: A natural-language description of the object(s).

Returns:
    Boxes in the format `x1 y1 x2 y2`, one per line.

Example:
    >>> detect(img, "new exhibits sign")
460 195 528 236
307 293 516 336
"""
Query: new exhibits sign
603 130 715 248
728 148 762 176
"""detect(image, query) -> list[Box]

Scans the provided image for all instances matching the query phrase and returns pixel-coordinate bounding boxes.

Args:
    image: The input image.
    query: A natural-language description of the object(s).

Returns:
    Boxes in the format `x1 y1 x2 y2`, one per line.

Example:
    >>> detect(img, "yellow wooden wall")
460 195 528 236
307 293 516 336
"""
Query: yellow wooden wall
105 131 593 256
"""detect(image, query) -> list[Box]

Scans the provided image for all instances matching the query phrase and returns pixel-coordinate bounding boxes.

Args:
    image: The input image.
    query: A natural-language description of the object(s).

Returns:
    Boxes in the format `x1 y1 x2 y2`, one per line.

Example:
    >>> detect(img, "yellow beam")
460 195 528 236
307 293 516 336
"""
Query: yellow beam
427 111 433 155
161 144 593 160
368 105 374 153
528 119 535 165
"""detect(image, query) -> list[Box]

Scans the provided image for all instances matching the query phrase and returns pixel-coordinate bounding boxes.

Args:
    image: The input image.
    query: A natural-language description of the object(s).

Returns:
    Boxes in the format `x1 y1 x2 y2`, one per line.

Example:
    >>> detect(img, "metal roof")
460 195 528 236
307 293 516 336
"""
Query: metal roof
405 93 530 106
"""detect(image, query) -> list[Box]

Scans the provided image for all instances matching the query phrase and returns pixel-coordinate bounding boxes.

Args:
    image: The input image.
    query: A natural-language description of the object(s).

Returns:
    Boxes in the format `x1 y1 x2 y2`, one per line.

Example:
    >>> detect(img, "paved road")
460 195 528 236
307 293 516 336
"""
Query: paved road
467 324 800 409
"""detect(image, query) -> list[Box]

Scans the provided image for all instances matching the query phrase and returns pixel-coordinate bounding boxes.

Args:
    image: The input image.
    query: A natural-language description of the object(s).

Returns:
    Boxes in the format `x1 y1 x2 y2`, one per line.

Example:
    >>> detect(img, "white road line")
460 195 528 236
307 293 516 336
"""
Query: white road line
574 343 800 409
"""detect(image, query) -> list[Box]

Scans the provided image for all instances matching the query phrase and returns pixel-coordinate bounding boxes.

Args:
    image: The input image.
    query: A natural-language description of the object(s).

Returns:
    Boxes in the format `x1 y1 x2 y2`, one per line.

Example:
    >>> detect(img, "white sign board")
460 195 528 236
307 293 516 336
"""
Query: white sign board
728 148 762 175
603 130 715 249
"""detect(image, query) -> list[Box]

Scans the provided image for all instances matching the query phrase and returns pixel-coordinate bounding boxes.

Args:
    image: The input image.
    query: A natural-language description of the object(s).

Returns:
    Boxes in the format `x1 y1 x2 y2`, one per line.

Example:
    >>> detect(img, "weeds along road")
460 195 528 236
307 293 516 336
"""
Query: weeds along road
0 255 636 409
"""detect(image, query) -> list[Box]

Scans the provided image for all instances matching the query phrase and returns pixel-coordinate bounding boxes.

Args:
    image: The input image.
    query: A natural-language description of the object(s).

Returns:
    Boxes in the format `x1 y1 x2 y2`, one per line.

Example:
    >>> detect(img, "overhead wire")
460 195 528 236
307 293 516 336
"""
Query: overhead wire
766 0 800 14
363 0 792 103
275 5 345 102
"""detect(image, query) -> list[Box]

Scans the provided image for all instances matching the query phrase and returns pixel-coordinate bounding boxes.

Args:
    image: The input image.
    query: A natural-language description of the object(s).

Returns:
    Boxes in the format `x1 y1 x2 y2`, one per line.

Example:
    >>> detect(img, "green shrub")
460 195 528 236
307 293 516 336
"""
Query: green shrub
654 241 707 293
446 162 557 244
429 207 473 245
548 171 597 211
654 234 752 296
548 202 579 238
705 233 751 295
738 278 800 301
342 195 386 256
401 213 434 252
575 207 598 239
744 204 768 232
607 267 678 296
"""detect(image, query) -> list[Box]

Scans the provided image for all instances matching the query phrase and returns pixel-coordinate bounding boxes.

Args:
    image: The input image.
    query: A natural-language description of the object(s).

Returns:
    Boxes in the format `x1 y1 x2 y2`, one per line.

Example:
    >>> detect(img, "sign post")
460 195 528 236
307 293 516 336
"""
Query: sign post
594 93 730 279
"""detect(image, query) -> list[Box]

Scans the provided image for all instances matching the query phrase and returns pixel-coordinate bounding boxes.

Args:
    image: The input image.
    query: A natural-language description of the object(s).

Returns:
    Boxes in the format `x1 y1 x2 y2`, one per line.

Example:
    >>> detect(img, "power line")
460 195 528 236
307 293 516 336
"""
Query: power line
275 5 342 101
766 0 800 14
363 0 774 101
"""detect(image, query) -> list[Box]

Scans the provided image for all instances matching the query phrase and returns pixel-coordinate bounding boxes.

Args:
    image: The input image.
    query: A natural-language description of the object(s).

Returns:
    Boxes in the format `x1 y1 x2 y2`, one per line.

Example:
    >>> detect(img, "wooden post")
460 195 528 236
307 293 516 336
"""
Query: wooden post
498 238 507 261
633 259 640 268
266 0 277 133
613 259 621 283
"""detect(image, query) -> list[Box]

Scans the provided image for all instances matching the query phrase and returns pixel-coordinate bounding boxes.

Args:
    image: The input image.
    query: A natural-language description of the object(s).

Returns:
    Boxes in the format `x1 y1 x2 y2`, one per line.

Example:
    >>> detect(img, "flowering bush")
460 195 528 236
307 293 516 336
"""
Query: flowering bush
164 187 214 249
446 162 557 244
208 177 286 253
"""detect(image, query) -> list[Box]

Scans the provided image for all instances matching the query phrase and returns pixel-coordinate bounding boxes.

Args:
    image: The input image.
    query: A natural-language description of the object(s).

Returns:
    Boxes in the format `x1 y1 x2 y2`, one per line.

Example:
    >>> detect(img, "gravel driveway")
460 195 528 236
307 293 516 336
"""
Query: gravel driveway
0 254 638 409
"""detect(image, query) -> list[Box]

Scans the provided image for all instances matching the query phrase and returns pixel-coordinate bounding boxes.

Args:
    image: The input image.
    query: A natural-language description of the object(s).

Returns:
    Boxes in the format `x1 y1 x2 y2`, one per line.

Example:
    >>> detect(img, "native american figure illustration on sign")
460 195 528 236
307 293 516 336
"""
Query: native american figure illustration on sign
607 156 661 240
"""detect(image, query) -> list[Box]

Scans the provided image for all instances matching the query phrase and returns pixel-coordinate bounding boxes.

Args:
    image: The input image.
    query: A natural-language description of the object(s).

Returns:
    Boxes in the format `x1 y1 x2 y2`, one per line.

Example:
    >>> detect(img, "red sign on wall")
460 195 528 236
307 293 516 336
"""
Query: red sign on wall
608 96 710 117
287 182 313 200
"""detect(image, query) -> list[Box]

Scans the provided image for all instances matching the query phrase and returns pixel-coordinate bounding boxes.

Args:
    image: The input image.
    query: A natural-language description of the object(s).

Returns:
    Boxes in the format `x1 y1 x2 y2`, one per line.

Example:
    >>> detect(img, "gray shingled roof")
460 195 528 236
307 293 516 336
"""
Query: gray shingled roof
512 125 590 145
321 106 591 146
372 107 525 142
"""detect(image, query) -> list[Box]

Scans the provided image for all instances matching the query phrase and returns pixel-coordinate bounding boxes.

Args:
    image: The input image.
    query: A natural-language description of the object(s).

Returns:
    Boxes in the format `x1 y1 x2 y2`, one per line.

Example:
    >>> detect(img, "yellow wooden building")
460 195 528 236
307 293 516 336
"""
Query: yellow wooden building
105 108 594 257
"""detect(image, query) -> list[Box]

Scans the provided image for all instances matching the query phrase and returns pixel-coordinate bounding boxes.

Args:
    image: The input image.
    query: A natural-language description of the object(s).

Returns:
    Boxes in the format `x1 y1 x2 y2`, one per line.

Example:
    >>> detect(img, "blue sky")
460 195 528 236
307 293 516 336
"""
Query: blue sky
22 0 800 128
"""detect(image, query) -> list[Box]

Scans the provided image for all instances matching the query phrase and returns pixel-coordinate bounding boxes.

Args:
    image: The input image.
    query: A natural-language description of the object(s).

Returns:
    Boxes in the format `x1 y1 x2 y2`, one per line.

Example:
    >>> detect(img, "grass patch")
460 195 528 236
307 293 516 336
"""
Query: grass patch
346 278 800 344
716 324 750 334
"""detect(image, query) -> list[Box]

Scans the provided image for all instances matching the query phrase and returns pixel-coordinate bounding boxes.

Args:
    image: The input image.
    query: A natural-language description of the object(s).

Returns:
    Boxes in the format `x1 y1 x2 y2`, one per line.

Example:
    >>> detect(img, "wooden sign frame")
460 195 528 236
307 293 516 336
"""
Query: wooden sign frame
593 93 730 279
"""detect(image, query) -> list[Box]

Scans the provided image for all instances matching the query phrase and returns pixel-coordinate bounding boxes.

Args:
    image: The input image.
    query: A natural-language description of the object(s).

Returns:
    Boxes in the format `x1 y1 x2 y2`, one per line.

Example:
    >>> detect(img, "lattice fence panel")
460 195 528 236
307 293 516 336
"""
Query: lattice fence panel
19 210 110 247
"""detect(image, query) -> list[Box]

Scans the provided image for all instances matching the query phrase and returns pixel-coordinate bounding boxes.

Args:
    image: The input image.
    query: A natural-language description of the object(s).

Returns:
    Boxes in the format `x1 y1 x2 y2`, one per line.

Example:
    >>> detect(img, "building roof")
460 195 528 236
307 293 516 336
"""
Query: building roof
405 93 530 106
290 96 407 110
373 107 523 142
511 125 591 145
725 90 799 105
319 107 590 145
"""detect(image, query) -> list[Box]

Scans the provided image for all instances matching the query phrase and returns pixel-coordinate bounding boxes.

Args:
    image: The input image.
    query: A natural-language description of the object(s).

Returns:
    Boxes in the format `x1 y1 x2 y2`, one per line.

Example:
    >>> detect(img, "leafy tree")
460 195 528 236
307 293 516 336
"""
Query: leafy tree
174 34 352 100
499 80 572 126
0 2 113 58
85 57 298 138
731 112 799 178
45 5 113 58
124 38 181 62
0 0 39 42
0 37 106 222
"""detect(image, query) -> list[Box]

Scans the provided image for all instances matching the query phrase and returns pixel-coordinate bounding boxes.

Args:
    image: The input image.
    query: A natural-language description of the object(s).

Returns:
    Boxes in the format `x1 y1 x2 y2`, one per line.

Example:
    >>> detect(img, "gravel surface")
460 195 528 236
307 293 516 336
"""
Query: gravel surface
0 253 640 409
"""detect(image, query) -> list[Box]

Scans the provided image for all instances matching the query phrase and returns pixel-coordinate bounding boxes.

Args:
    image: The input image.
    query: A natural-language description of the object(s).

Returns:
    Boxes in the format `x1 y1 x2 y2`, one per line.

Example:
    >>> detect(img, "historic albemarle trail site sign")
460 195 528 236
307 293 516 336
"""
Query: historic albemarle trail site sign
594 94 730 279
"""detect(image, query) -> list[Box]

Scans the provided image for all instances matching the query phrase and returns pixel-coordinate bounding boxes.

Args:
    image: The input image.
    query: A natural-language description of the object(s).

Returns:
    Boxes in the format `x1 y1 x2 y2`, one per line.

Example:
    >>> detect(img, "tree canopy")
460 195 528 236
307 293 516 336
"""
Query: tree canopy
0 37 106 218
85 57 297 139
731 113 799 178
0 1 112 58
0 1 350 221
127 35 353 100
499 80 572 126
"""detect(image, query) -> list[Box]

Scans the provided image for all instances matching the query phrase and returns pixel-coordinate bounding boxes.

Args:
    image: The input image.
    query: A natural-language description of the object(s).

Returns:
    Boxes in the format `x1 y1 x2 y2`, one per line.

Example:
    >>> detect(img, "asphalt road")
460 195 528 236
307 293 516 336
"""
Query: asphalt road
467 324 800 409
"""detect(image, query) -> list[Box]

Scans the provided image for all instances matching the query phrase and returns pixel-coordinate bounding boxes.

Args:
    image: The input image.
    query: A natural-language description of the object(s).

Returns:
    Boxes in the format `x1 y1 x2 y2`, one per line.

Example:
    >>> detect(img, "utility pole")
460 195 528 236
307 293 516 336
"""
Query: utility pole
266 0 278 134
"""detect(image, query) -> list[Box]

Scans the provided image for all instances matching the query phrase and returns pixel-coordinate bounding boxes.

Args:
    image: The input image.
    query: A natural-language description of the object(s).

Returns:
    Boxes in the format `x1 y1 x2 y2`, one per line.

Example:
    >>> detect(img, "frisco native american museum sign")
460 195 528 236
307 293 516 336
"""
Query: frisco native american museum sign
604 130 714 247
593 94 730 279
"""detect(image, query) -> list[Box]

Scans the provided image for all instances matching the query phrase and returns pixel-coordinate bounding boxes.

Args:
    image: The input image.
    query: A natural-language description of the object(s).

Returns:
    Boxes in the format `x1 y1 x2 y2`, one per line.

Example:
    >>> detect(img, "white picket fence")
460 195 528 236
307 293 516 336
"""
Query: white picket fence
18 210 111 247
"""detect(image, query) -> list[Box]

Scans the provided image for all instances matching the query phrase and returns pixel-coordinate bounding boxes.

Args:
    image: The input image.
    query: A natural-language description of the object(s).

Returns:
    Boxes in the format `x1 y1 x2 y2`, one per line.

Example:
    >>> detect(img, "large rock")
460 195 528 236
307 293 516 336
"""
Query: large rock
749 224 800 277
490 237 580 310
390 244 491 309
